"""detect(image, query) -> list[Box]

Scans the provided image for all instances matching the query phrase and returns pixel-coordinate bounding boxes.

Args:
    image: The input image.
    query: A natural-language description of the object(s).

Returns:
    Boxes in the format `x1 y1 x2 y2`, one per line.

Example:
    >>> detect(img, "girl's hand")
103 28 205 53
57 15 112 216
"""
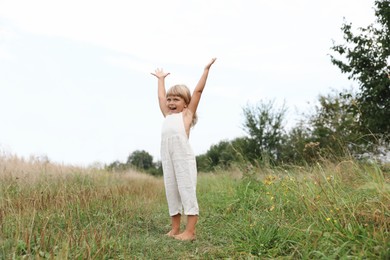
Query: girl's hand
151 68 170 79
205 58 217 70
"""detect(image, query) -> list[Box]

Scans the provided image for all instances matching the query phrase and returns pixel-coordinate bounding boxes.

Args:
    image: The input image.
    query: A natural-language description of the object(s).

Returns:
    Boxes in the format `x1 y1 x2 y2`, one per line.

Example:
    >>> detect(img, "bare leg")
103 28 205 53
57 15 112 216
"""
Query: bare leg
174 215 197 241
166 214 181 237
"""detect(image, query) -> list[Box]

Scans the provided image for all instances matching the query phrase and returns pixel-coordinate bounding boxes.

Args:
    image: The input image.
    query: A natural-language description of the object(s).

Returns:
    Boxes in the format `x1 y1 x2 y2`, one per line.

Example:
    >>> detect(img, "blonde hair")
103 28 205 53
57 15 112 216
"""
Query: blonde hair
166 84 198 127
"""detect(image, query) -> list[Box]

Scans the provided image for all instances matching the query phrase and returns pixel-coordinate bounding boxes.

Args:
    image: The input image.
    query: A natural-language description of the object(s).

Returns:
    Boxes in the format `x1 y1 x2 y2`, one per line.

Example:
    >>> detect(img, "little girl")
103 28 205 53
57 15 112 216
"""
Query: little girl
151 58 216 241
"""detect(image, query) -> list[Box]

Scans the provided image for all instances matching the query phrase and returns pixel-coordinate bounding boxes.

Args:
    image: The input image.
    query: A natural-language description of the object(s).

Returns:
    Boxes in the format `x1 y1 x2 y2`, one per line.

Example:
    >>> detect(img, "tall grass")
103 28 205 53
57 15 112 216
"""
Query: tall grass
0 155 389 259
0 155 166 259
224 161 390 258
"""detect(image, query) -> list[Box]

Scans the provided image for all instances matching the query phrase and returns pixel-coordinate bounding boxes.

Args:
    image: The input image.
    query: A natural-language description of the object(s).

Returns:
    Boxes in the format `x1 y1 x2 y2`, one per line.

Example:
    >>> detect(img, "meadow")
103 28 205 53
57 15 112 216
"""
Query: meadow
0 155 389 259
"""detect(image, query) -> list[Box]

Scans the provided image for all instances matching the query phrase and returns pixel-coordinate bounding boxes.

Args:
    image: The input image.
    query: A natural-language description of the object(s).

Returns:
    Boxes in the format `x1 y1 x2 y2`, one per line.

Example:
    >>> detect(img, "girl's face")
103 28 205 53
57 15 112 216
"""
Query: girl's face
166 95 187 114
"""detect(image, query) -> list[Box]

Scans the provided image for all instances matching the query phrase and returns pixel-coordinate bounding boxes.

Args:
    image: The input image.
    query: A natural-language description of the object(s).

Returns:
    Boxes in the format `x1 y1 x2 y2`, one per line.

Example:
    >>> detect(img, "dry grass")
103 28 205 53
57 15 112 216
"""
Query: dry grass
0 154 164 211
0 154 167 259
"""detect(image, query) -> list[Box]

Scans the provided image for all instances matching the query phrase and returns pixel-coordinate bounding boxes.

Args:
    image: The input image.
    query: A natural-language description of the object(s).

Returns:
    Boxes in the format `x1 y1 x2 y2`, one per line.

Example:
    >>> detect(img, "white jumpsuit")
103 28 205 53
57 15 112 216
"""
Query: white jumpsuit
161 112 199 216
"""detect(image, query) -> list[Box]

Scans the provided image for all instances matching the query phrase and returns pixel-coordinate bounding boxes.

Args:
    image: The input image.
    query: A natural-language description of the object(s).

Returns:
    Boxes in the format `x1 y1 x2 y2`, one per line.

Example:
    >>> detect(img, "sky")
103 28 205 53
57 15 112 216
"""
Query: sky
0 0 376 166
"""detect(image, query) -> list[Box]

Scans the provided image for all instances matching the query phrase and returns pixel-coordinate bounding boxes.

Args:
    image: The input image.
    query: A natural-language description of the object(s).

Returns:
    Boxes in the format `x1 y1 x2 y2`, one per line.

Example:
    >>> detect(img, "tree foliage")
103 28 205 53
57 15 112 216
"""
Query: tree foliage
279 121 311 164
126 150 154 170
196 137 249 172
105 150 162 175
105 160 128 172
242 100 287 164
196 140 235 172
330 0 390 138
307 89 362 157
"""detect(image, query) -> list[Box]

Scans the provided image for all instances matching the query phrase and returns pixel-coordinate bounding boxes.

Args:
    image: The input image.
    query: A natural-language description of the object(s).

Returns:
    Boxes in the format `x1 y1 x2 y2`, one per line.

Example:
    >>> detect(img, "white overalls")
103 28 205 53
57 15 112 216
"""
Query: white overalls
161 112 199 216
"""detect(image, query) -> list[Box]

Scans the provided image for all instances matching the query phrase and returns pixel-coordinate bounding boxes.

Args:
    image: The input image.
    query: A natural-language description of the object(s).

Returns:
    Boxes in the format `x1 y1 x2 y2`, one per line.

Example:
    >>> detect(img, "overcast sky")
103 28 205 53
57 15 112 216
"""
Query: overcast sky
0 0 375 166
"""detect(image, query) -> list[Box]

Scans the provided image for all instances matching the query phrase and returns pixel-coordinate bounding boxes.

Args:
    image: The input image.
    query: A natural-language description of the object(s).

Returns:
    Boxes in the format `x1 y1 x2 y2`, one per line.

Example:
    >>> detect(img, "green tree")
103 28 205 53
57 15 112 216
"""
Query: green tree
147 160 163 176
206 140 236 169
105 160 128 171
307 89 362 158
196 139 241 172
242 100 287 164
280 121 311 164
126 150 154 170
196 154 212 172
330 0 390 139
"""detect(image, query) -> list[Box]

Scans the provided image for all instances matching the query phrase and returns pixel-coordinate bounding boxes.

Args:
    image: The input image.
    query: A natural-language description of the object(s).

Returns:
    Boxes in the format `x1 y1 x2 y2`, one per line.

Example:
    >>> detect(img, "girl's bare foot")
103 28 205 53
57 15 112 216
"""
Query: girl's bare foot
166 230 180 237
174 231 196 241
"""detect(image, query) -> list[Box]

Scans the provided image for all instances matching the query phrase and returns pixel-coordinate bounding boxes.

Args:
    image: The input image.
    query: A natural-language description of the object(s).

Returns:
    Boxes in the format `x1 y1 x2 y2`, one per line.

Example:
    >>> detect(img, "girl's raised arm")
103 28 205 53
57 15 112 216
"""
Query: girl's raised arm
187 58 217 114
151 68 170 116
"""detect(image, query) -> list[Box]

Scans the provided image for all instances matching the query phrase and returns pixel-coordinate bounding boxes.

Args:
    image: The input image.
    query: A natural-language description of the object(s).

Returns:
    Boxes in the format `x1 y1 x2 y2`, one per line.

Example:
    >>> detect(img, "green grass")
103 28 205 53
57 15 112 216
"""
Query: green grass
0 156 389 259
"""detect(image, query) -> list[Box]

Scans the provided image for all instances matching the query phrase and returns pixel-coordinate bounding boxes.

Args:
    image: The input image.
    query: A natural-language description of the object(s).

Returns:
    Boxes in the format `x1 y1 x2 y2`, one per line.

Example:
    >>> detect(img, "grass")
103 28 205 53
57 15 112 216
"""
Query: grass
0 155 389 259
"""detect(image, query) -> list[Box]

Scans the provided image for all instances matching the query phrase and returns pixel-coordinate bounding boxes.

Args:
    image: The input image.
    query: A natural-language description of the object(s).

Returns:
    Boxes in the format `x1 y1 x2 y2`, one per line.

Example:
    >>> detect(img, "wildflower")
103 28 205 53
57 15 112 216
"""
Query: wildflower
326 175 334 182
270 205 275 211
263 175 277 185
326 217 331 221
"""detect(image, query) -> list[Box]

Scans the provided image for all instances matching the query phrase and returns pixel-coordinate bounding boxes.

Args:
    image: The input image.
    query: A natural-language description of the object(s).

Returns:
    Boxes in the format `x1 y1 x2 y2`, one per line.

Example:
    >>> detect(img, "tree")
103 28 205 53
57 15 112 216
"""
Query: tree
196 139 243 172
105 160 128 171
330 0 390 139
242 100 287 164
206 140 236 169
126 150 154 170
307 89 362 158
280 121 311 164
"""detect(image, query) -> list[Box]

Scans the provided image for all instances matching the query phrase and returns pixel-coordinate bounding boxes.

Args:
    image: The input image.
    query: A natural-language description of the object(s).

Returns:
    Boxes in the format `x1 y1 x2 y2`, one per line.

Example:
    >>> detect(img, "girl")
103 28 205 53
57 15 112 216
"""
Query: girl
151 58 216 241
